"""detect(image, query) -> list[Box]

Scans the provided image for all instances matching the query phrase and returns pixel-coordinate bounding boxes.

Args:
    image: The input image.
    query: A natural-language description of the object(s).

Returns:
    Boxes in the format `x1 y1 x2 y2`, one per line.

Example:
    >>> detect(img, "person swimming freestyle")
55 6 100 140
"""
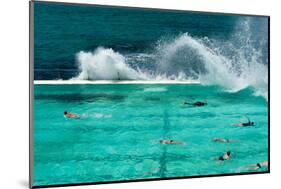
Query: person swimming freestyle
233 116 254 127
247 161 268 171
254 161 268 169
159 140 184 145
254 161 268 170
212 138 233 143
183 101 207 107
218 151 231 161
64 111 79 119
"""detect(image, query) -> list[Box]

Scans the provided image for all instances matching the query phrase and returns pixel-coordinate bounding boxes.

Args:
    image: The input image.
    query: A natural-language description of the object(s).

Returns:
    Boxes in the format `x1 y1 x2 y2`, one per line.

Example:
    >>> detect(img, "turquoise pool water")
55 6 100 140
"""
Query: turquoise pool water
33 84 268 186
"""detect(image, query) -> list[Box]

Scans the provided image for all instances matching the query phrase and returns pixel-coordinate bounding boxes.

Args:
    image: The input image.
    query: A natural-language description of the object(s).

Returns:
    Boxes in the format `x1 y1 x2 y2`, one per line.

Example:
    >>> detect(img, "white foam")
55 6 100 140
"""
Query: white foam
154 29 268 100
74 47 148 80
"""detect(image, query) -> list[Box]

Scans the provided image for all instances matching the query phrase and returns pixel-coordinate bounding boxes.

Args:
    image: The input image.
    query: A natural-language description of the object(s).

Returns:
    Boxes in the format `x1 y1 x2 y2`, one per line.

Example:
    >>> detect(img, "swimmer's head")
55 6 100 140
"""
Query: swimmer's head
226 151 231 156
251 122 254 125
257 163 262 168
64 111 67 115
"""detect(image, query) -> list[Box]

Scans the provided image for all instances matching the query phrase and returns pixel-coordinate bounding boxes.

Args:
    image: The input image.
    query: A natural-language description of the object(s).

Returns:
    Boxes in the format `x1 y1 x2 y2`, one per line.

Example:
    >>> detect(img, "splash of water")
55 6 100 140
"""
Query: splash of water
75 47 148 80
73 18 268 100
155 32 268 99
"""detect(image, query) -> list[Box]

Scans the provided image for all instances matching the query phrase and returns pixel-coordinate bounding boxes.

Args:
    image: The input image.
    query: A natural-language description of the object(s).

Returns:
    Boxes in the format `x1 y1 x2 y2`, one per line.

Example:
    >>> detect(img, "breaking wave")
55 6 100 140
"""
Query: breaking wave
73 18 268 100
75 48 148 80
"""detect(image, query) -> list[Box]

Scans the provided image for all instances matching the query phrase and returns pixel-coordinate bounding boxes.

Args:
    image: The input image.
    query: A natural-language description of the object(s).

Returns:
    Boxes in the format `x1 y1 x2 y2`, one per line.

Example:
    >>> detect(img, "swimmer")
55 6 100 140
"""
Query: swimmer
218 151 231 161
248 161 268 171
233 116 254 127
193 101 207 107
64 111 79 119
212 138 238 143
182 101 207 107
159 140 184 145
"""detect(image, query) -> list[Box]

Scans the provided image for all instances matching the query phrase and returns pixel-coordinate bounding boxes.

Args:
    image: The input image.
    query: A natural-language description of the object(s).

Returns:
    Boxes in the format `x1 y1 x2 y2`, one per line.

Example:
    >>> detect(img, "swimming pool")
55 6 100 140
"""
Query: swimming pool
33 83 268 186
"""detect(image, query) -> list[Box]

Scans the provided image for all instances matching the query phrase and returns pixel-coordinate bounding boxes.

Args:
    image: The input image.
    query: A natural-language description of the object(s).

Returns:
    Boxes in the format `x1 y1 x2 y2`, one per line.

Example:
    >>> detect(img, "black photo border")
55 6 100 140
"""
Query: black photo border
29 0 270 188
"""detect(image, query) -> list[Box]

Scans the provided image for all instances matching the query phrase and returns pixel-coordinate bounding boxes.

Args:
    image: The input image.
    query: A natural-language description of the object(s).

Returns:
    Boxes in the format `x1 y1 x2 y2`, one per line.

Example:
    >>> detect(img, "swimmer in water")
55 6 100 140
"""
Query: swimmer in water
212 138 238 143
193 101 207 107
64 111 79 119
218 151 231 161
159 140 184 145
233 116 254 127
248 161 268 171
182 101 207 107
